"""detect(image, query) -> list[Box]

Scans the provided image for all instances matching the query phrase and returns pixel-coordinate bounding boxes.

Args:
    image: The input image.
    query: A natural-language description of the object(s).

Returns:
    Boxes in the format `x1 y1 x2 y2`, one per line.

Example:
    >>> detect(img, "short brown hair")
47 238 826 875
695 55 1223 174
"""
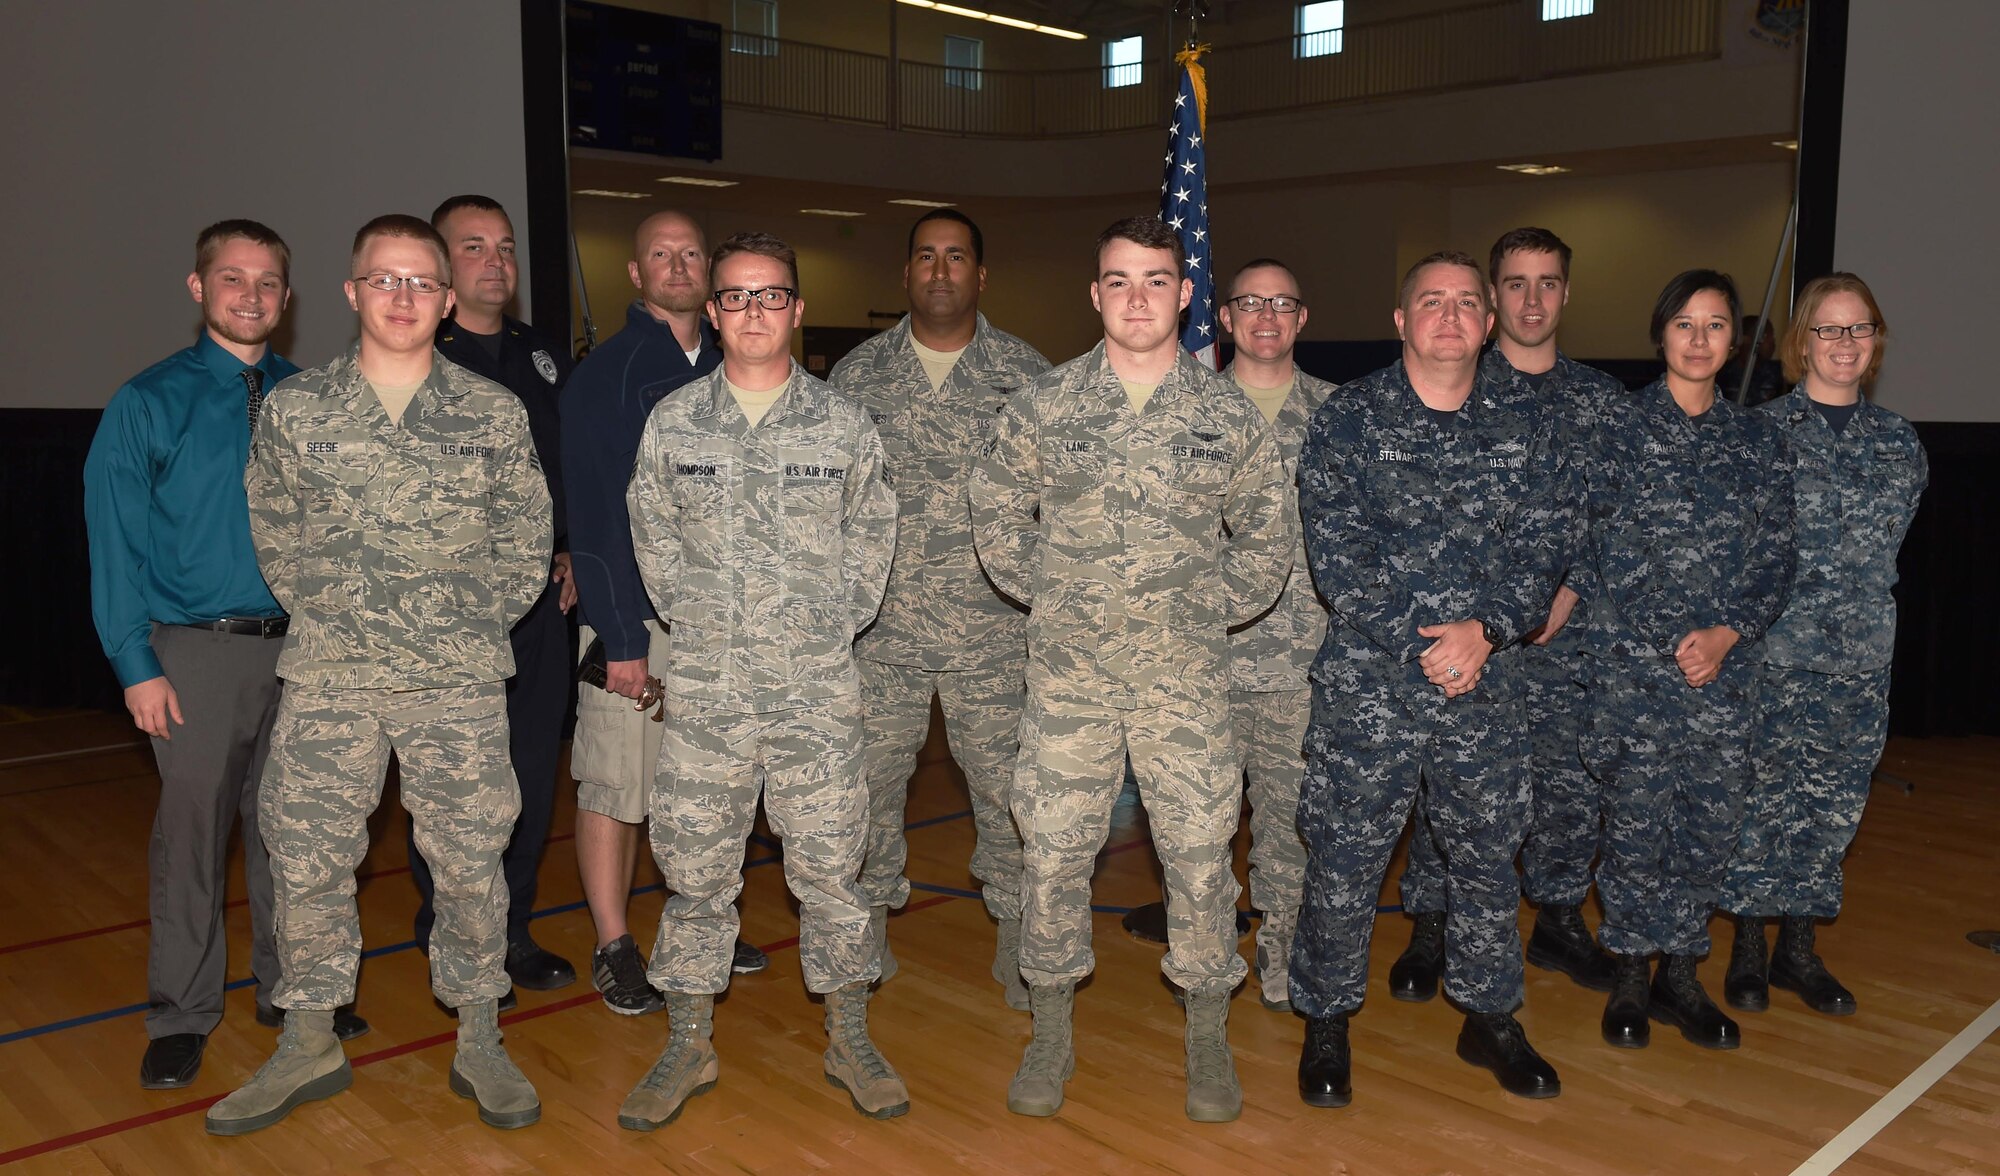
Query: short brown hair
1227 257 1301 299
709 230 799 293
1095 215 1185 280
430 194 509 230
350 214 450 277
196 219 290 285
1783 272 1888 386
1488 227 1571 284
1399 250 1486 309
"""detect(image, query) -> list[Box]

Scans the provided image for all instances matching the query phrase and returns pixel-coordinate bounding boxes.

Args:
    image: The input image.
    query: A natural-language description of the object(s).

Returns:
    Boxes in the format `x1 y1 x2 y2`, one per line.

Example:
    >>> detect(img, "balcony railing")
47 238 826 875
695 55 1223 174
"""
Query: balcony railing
717 0 1724 138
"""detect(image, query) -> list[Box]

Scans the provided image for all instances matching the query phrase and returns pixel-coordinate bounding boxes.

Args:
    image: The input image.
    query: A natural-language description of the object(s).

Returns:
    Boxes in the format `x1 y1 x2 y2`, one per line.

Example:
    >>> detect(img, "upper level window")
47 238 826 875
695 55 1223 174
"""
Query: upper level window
1103 35 1143 89
731 0 777 56
1296 2 1345 58
1541 0 1594 19
945 34 984 91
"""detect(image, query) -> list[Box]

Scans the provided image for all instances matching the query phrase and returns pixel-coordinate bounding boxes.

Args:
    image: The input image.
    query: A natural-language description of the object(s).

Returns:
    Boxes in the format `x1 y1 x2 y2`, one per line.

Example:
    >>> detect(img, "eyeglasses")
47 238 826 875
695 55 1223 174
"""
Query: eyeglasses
1225 294 1304 314
1809 322 1879 340
713 287 796 311
353 273 450 295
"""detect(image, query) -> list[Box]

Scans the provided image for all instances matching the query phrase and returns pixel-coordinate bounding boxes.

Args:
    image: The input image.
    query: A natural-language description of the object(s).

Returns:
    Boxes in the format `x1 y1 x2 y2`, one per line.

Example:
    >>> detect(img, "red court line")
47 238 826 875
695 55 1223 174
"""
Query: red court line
0 833 580 956
0 897 968 1166
1102 836 1150 857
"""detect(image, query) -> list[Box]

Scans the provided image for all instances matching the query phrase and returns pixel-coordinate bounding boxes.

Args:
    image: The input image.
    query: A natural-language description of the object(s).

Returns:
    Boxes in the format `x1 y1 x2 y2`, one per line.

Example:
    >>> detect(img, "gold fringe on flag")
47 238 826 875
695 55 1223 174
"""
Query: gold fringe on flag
1175 42 1211 136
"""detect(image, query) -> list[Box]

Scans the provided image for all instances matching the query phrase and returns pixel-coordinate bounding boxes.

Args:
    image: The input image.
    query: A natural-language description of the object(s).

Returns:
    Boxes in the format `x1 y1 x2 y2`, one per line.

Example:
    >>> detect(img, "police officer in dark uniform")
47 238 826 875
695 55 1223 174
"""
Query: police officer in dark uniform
406 194 577 996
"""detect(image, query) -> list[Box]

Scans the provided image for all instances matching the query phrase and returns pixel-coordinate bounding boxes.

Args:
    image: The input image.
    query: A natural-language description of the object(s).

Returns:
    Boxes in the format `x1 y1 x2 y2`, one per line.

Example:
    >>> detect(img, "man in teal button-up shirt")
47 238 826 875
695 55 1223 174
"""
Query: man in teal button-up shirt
84 220 371 1092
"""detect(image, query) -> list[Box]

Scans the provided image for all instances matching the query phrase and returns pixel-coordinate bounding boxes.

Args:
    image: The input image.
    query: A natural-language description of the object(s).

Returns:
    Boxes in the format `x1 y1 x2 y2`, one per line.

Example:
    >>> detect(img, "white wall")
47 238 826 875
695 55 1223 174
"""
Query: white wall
1837 1 1994 423
1 1 529 409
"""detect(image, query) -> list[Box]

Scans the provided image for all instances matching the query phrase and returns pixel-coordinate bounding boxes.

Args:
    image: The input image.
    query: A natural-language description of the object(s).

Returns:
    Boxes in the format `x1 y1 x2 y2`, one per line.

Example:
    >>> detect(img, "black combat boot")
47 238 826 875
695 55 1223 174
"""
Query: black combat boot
1386 912 1446 1002
1456 1011 1561 1099
1298 1013 1353 1108
1723 914 1770 1012
1770 916 1856 1016
1600 954 1651 1048
1526 903 1616 991
1649 954 1740 1049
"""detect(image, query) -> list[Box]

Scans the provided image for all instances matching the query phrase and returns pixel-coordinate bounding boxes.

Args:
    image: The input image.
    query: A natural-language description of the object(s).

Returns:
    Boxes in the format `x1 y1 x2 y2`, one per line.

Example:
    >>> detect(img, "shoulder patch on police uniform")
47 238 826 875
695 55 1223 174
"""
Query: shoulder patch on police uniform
532 350 558 384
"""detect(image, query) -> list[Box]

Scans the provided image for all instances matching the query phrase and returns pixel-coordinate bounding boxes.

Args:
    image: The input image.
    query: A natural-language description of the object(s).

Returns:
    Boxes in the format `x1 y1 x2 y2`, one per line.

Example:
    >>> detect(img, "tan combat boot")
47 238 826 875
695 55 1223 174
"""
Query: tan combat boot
1006 981 1076 1117
823 982 910 1119
993 915 1031 1011
618 993 719 1131
449 999 540 1129
869 905 898 985
1183 986 1242 1122
204 1009 350 1136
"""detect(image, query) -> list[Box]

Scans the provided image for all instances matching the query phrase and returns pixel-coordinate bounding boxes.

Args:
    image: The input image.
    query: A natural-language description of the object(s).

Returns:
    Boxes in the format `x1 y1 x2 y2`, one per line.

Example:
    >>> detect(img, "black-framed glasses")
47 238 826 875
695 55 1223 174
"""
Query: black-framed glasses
1809 322 1879 340
713 287 796 312
353 273 450 295
1225 294 1304 314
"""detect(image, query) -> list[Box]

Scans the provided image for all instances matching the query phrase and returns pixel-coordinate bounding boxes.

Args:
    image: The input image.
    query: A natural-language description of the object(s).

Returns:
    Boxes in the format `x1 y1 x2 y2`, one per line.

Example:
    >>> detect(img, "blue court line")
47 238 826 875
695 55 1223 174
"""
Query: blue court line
0 817 958 1047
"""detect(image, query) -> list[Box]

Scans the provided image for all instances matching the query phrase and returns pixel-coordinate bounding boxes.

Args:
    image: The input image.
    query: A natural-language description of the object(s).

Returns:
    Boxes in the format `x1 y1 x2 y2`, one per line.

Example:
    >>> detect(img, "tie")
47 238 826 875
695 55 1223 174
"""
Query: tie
241 368 265 436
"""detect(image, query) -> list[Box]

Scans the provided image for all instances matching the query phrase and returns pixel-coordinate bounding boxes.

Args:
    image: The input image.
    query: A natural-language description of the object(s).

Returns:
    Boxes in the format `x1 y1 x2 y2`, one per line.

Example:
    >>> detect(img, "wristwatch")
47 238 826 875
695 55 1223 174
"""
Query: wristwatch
1477 619 1505 652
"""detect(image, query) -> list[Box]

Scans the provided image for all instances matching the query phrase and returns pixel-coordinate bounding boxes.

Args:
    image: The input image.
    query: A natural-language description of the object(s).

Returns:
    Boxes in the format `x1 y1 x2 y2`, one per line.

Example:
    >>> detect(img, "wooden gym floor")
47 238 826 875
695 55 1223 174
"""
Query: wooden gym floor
0 707 1994 1174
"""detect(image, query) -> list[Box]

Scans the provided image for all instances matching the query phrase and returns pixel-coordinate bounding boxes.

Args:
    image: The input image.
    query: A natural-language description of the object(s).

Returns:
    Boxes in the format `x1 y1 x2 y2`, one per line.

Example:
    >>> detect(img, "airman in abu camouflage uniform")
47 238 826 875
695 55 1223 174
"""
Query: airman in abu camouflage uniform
1719 275 1924 1019
1292 252 1576 1110
211 217 550 1136
970 217 1294 1124
1393 230 1629 1001
828 210 1050 1011
1581 270 1793 1055
617 233 905 1131
1212 258 1336 1015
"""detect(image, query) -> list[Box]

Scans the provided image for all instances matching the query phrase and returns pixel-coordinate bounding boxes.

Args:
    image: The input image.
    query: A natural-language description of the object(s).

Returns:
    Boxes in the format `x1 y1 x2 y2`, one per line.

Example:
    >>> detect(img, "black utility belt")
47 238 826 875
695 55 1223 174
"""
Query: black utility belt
174 616 290 638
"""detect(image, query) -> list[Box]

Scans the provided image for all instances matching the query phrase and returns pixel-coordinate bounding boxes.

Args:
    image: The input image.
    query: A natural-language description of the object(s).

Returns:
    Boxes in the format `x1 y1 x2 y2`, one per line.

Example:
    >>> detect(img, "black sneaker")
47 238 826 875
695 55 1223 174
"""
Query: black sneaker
593 934 666 1015
732 937 770 975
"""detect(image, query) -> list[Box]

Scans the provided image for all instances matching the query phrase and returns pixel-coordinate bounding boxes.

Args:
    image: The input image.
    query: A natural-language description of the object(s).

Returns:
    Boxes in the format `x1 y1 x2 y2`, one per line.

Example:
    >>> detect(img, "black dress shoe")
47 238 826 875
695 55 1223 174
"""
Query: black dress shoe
1770 916 1856 1016
1649 954 1740 1049
1525 904 1616 992
1456 1012 1560 1099
732 937 770 975
1724 914 1771 1012
1601 954 1652 1049
140 1033 206 1089
1387 912 1446 1003
1299 1013 1353 1108
437 988 518 1017
506 940 578 991
256 1003 372 1041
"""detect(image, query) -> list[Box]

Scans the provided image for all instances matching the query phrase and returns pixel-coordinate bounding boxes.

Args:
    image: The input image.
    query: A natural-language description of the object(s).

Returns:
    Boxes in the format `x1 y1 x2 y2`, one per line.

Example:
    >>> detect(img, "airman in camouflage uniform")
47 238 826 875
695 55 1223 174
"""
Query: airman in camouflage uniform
1292 253 1575 1108
617 233 906 1130
1213 258 1337 1014
1393 230 1628 1000
1719 275 1925 1018
970 218 1294 1123
828 210 1050 1010
1580 270 1793 1054
211 216 550 1136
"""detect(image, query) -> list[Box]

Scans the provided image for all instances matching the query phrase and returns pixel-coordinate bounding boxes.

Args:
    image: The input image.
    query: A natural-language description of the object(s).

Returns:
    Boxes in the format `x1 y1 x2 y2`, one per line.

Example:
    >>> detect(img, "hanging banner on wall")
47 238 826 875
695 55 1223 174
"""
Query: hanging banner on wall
566 1 723 161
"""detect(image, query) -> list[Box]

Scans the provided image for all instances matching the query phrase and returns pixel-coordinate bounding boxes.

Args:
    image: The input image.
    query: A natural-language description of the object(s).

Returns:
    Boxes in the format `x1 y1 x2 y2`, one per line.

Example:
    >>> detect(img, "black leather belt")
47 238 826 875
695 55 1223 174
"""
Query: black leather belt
176 616 290 638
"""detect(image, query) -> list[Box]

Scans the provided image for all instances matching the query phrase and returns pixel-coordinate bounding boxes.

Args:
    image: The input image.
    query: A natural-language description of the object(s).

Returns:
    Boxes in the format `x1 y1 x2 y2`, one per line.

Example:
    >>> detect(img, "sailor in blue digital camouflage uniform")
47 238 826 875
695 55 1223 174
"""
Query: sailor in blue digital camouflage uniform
1390 229 1628 1002
1719 273 1924 1019
1292 251 1576 1109
1580 269 1793 1055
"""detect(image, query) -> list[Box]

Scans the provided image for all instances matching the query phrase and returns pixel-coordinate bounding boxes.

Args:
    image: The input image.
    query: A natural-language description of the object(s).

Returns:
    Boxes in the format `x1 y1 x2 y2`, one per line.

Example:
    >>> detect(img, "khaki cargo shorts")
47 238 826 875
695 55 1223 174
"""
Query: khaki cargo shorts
572 621 669 823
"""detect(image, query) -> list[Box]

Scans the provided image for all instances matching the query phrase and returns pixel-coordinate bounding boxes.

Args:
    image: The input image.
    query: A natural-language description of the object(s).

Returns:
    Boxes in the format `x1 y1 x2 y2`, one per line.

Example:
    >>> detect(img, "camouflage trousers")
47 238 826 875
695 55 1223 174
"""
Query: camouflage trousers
1399 641 1600 912
1720 665 1891 918
1581 654 1757 957
858 657 1026 918
1292 687 1529 1018
261 682 518 1009
1231 687 1311 1006
646 693 874 995
1014 690 1248 994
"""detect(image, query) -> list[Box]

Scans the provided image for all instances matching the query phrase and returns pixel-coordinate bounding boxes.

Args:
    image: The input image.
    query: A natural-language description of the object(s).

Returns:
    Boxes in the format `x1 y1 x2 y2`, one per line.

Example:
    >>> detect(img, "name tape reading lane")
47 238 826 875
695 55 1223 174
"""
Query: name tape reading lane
1788 994 2000 1176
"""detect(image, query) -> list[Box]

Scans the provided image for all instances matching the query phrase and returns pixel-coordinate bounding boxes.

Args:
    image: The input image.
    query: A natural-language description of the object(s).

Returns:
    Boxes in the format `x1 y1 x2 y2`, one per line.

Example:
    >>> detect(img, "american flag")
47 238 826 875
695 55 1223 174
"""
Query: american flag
1160 52 1216 369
